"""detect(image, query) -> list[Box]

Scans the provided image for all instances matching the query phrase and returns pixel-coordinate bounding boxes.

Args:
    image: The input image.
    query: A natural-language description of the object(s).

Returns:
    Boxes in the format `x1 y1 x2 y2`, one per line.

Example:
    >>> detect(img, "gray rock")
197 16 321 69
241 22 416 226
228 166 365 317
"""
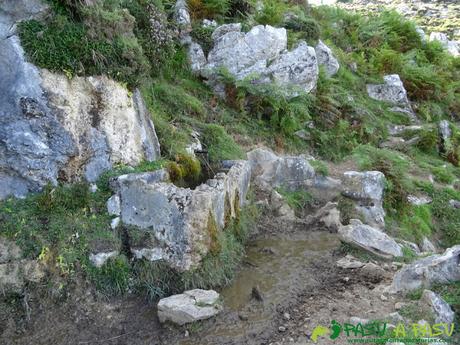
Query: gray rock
110 217 121 230
174 0 191 31
188 42 207 75
315 40 340 77
269 41 319 95
41 73 161 183
367 75 416 122
89 251 118 268
390 245 460 293
107 195 121 216
202 19 217 28
449 199 460 209
270 190 296 220
206 24 287 81
342 171 386 229
0 35 75 199
421 290 455 324
361 262 387 281
336 255 365 269
407 195 432 206
338 219 403 259
113 162 251 271
304 202 342 232
247 148 315 191
388 124 423 136
158 289 222 325
0 57 161 199
185 130 203 156
204 24 319 97
421 237 437 253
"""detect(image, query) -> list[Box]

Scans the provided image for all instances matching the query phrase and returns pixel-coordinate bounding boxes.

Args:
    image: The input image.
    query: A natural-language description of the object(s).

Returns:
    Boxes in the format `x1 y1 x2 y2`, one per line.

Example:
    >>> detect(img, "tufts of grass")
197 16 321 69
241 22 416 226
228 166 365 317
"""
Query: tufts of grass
201 124 245 163
275 187 313 212
418 182 460 247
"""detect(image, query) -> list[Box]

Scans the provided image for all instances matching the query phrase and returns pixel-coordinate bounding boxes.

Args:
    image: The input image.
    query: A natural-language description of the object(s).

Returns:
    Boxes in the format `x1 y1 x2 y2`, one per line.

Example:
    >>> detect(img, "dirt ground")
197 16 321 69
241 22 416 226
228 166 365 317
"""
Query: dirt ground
0 212 402 345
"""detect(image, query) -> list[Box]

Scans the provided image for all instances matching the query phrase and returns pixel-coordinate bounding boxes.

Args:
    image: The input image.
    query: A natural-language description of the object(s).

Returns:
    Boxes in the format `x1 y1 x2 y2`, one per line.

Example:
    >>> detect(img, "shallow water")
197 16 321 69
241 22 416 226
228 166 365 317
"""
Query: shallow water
181 231 339 344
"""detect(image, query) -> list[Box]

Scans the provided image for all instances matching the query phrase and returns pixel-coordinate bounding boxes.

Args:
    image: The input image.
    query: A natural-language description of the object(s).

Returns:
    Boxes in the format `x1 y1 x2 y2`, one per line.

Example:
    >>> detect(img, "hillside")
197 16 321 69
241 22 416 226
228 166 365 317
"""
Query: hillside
1 0 460 344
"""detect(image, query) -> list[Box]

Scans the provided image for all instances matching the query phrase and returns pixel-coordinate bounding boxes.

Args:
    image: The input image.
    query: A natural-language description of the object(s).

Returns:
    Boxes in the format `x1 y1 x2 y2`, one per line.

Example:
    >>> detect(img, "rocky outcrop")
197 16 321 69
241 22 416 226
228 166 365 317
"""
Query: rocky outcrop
158 289 222 325
40 72 161 183
338 219 403 259
342 171 386 229
391 245 460 293
367 75 417 123
195 23 319 97
268 41 319 95
0 8 161 199
108 162 251 271
421 290 455 325
315 40 340 77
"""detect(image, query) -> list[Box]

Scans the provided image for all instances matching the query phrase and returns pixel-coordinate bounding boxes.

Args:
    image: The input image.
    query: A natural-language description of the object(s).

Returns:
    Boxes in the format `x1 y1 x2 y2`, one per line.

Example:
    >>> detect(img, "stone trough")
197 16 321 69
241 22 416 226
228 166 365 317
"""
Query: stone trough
106 161 251 271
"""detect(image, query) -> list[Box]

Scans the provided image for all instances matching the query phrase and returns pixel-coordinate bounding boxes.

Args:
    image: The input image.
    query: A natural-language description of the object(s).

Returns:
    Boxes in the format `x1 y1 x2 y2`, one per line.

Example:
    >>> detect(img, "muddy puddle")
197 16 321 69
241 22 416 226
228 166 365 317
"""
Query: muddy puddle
181 231 340 345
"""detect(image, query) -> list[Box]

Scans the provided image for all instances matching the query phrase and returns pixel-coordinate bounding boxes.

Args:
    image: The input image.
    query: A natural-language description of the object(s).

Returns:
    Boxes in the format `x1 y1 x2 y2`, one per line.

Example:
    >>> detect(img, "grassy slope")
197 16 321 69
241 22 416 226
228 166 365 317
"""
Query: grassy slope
1 0 460 297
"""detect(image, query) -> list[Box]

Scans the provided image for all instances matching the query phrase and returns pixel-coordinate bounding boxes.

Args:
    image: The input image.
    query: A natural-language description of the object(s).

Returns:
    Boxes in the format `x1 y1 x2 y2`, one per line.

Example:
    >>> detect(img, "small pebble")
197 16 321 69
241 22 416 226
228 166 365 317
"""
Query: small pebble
283 312 291 320
278 326 287 332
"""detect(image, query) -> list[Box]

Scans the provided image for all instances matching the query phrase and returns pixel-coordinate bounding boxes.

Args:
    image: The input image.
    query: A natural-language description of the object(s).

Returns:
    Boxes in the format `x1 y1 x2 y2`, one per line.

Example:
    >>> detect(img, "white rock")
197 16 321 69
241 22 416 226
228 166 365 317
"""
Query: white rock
315 40 340 77
269 41 319 95
391 245 460 293
107 195 121 216
89 251 118 268
407 195 432 206
110 217 120 230
158 289 222 325
421 237 437 253
421 290 455 324
342 171 386 229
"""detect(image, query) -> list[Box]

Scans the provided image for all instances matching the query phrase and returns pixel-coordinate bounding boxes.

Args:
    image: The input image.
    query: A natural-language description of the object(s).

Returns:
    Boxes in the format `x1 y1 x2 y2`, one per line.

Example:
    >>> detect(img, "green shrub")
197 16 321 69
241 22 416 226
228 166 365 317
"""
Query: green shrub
254 0 286 26
285 15 321 42
399 205 433 242
89 255 131 295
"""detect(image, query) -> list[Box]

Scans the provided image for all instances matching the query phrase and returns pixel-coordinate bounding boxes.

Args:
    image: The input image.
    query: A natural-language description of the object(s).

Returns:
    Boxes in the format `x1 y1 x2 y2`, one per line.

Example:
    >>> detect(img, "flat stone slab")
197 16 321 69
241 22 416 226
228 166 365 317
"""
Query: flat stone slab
158 289 222 325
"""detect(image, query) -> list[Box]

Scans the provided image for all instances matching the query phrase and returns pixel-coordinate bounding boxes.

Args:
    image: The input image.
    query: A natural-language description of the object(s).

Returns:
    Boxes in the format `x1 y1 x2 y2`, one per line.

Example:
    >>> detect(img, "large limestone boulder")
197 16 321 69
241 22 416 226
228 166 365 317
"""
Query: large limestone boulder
391 246 460 293
0 1 160 199
315 40 340 77
338 219 403 259
202 24 319 97
205 24 287 81
421 290 455 325
268 41 319 94
110 161 251 271
41 72 161 182
158 289 222 325
342 171 386 229
1 50 160 199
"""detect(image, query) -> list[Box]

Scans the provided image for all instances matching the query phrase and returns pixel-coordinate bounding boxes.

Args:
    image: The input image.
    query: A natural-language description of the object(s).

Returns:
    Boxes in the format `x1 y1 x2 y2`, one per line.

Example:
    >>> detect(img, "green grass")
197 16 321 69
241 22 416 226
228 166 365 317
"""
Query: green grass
275 187 313 212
